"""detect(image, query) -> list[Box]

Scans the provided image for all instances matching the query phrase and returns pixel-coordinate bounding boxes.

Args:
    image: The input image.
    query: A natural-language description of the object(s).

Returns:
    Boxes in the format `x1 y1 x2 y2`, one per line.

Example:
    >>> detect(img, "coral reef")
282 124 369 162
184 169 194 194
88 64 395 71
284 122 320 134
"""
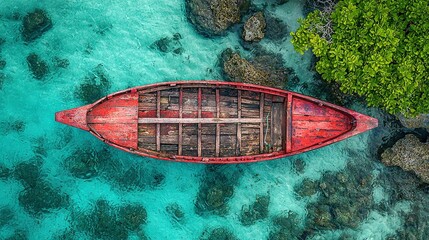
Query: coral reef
21 9 52 42
195 166 240 216
199 227 238 240
74 64 110 104
220 47 288 88
381 134 429 183
268 211 303 240
18 181 69 217
13 158 43 188
151 33 184 54
239 194 270 226
242 12 266 42
74 199 147 239
166 203 185 222
118 203 148 231
186 0 250 36
0 207 14 227
64 146 111 179
26 53 49 80
295 162 375 236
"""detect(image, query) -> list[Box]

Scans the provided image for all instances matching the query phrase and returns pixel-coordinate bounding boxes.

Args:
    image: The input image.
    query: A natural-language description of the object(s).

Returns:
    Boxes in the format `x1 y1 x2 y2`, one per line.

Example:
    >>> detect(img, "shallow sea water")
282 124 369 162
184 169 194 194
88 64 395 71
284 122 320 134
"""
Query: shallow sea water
0 0 425 239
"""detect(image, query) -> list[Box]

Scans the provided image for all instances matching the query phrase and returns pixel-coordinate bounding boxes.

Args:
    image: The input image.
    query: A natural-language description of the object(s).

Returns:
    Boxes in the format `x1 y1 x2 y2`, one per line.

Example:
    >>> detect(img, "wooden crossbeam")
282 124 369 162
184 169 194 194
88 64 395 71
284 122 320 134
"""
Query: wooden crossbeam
178 88 183 155
156 91 161 151
215 89 220 157
138 118 263 124
236 90 242 156
286 94 293 152
198 88 202 157
260 93 264 153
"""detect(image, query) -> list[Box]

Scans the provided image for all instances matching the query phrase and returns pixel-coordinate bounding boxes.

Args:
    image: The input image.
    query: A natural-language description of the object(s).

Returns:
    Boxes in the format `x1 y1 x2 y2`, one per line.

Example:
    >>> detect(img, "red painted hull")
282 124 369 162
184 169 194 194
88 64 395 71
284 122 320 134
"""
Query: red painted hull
55 81 378 163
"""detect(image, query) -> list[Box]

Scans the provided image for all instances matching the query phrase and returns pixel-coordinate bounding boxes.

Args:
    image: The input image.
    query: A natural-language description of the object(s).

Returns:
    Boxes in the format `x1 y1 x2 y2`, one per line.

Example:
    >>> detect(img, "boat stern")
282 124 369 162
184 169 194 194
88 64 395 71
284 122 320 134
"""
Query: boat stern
55 104 93 131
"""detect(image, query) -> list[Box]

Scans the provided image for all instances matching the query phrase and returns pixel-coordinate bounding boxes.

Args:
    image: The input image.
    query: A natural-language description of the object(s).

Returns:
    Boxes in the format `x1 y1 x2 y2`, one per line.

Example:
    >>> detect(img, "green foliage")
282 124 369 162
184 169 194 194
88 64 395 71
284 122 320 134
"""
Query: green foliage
291 0 429 116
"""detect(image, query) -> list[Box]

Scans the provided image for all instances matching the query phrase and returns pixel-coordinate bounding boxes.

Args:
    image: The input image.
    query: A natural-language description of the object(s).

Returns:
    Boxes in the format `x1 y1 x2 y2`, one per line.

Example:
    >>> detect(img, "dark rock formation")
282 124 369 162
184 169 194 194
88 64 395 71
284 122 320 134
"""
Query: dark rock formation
186 0 250 36
21 9 52 42
264 14 289 41
239 195 270 226
26 53 49 80
381 134 429 183
242 12 266 42
52 57 70 68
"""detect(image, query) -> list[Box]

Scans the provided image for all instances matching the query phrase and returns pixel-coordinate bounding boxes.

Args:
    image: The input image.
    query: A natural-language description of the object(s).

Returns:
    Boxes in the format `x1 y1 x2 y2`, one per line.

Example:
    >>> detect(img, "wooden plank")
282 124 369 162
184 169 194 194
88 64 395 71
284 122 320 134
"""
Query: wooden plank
286 94 292 152
156 91 161 152
260 93 264 153
178 88 183 155
139 118 263 124
198 88 202 157
272 102 284 152
216 89 220 157
236 90 242 156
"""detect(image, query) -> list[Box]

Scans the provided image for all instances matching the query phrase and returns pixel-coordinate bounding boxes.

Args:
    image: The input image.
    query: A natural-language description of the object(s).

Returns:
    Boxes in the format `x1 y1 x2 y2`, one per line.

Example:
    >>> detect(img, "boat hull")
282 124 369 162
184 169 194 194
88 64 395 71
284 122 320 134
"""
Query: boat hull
56 81 378 163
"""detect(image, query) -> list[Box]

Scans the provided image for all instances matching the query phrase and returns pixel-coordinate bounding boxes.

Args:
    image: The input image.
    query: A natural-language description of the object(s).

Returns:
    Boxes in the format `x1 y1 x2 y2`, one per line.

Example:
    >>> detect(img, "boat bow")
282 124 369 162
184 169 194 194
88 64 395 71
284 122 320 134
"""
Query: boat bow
55 104 92 131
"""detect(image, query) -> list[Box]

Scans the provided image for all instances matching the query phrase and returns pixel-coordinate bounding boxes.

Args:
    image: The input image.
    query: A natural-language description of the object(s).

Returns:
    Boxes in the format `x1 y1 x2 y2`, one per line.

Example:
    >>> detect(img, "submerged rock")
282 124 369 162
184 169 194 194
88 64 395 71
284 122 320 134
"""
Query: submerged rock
22 9 53 42
151 33 184 54
186 0 250 36
381 134 429 183
242 12 266 42
199 227 238 240
26 53 49 80
166 203 185 222
264 14 289 41
0 59 5 70
239 194 270 226
0 164 10 179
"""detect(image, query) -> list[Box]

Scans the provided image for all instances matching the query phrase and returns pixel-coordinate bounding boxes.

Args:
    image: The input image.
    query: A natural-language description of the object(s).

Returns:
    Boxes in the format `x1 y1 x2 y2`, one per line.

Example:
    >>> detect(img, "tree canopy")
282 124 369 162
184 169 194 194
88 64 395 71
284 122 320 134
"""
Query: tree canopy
291 0 429 116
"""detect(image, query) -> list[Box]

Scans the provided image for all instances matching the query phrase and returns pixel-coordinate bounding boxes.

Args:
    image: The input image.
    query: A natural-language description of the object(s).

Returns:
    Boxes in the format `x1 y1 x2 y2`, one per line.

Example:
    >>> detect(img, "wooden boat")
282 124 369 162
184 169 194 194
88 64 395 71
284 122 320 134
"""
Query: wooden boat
55 81 378 163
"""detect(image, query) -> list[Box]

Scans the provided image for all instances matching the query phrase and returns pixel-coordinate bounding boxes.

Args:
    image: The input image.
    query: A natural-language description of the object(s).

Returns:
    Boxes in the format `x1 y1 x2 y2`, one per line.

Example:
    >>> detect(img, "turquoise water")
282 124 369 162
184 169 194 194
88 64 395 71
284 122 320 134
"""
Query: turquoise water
0 0 427 239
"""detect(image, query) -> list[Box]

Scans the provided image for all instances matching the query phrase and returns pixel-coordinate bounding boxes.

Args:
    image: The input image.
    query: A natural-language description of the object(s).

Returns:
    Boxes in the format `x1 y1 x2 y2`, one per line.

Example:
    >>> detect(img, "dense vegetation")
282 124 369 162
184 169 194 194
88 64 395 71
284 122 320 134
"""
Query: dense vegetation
291 0 429 116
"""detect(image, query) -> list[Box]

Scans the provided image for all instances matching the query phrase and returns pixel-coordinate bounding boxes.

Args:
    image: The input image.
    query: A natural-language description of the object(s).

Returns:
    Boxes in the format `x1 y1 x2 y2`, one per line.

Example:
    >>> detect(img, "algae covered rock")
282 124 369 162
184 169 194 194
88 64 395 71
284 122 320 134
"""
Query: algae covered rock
22 9 52 42
381 134 429 183
26 53 49 80
186 0 250 36
397 113 429 131
220 48 287 88
242 12 266 42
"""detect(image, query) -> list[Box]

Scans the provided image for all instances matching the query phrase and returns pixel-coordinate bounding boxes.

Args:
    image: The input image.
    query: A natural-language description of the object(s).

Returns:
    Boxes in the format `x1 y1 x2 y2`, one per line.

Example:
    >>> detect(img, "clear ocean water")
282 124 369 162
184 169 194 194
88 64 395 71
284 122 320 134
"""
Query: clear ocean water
0 0 426 239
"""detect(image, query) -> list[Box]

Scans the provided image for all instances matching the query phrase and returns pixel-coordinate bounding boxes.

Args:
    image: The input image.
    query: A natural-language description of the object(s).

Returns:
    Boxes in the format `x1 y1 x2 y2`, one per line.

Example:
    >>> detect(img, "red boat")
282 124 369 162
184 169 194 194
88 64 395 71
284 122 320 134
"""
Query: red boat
55 81 378 163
